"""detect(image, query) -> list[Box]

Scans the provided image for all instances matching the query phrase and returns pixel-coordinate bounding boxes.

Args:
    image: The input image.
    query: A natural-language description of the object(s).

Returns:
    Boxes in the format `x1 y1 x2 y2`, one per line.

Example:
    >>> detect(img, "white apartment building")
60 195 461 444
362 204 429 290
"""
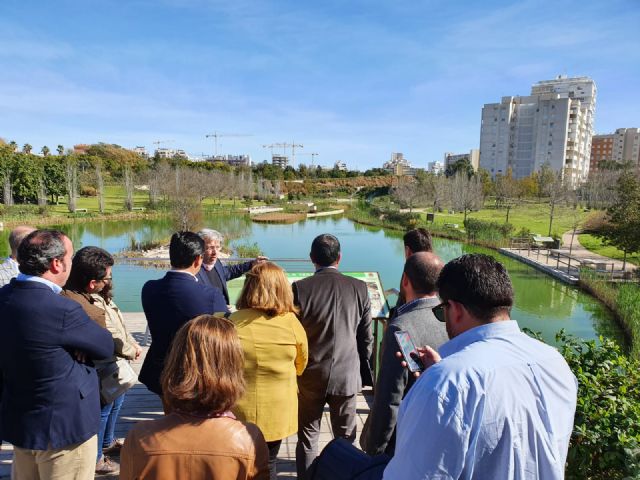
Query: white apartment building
272 155 289 168
428 161 444 174
155 148 188 159
613 128 640 166
479 76 596 186
334 161 347 171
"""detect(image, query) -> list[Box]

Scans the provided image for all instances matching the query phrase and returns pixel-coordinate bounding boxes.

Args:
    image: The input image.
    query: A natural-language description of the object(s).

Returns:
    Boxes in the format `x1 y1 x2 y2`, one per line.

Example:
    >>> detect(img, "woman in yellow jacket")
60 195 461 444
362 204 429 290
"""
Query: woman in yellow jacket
225 261 308 480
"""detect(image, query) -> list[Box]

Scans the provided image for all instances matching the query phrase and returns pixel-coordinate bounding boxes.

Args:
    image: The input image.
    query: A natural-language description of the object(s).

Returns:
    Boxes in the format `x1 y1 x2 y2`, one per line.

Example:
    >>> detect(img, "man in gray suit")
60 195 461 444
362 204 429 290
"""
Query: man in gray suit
293 234 373 479
360 252 447 456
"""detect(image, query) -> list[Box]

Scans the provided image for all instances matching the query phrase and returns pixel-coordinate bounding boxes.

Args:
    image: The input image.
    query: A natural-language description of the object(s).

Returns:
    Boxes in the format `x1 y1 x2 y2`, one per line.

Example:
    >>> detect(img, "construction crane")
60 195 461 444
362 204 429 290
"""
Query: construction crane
262 142 304 167
297 152 319 166
205 132 252 157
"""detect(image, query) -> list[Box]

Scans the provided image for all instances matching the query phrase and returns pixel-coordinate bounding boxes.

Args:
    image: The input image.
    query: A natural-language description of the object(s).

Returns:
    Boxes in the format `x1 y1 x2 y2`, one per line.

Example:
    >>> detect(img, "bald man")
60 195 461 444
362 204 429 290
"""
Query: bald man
360 252 448 456
0 226 35 288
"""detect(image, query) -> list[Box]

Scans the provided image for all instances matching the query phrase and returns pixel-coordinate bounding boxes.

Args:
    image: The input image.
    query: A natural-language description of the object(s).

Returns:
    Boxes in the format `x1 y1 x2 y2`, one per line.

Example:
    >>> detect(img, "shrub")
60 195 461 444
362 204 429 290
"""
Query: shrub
463 218 513 245
556 331 640 479
235 242 262 258
80 185 97 197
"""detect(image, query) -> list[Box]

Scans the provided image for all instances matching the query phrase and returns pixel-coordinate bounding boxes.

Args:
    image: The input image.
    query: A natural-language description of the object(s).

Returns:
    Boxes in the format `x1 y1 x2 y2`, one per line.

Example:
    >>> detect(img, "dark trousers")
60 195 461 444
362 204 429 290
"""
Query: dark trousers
266 439 282 480
296 387 357 480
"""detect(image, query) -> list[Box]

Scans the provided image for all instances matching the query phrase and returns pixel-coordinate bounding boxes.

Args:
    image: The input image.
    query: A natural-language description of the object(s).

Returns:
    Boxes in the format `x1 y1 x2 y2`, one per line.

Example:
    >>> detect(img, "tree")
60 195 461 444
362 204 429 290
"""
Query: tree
41 146 50 157
535 163 555 200
493 168 521 223
42 156 66 204
544 170 574 236
445 158 474 178
594 171 640 270
0 144 15 205
65 155 79 212
450 171 484 221
56 145 64 156
22 144 32 154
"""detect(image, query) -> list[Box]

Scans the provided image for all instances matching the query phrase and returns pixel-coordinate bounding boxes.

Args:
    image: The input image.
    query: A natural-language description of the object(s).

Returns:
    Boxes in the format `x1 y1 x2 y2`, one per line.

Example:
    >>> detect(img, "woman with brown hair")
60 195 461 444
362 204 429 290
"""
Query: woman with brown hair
226 261 308 480
120 315 269 480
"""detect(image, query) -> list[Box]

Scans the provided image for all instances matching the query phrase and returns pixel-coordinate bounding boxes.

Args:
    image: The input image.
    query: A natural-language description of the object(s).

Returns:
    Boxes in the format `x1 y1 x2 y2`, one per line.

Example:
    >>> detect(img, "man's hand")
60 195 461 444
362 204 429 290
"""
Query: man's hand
134 345 143 360
396 346 442 377
253 256 268 265
74 350 87 363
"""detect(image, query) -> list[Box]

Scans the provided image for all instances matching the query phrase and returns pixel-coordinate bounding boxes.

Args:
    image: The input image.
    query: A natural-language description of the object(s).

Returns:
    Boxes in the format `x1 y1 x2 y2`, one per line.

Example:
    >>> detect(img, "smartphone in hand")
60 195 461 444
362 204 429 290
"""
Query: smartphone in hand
394 330 423 373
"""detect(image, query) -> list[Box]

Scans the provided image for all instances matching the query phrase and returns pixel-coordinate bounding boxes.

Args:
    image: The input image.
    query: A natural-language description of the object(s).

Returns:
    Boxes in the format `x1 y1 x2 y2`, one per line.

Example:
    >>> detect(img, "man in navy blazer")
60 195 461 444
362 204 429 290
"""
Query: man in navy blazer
140 231 227 397
196 228 266 306
0 230 114 478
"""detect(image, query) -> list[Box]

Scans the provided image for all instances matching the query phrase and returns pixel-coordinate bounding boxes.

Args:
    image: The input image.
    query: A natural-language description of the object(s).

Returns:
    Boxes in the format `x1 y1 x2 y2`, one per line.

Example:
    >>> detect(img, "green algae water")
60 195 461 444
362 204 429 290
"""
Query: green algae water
0 214 625 346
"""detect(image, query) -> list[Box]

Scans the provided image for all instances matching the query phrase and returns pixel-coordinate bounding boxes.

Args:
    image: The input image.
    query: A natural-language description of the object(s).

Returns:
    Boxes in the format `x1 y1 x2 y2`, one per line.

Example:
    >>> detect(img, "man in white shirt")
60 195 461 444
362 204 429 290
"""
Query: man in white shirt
383 254 578 480
0 226 35 288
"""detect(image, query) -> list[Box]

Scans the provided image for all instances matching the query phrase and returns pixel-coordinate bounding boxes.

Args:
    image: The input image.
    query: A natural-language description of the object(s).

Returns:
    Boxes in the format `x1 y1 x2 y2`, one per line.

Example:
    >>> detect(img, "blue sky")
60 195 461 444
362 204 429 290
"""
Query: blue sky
1 0 639 169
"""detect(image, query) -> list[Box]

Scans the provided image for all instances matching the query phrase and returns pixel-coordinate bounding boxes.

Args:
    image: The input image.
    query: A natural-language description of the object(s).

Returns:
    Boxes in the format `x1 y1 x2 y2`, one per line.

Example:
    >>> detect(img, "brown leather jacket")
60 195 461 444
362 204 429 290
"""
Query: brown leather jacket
120 412 269 480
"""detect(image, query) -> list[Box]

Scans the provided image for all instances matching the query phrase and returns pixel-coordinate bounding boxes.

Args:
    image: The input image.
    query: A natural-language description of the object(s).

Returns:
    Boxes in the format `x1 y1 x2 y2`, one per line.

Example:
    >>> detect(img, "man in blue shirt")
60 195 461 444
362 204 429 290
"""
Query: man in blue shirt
383 254 577 480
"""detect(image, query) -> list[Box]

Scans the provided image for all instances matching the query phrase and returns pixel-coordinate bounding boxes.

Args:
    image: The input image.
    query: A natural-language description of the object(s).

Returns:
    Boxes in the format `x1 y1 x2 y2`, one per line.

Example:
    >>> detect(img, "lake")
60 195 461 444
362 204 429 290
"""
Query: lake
0 213 625 346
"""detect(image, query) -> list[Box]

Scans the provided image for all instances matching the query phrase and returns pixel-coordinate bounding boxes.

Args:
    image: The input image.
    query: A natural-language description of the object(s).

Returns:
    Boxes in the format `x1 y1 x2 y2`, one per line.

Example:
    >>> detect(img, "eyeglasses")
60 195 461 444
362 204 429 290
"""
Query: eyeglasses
432 302 448 322
100 276 113 282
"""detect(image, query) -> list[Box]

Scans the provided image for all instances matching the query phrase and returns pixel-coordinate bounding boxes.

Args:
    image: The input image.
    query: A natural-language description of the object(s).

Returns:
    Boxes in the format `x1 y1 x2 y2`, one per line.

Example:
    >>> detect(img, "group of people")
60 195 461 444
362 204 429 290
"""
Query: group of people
0 224 579 480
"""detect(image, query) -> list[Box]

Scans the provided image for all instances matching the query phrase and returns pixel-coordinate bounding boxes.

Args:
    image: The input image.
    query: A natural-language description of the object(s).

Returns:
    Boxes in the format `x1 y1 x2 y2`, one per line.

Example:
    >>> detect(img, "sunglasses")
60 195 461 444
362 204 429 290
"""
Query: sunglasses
432 302 448 322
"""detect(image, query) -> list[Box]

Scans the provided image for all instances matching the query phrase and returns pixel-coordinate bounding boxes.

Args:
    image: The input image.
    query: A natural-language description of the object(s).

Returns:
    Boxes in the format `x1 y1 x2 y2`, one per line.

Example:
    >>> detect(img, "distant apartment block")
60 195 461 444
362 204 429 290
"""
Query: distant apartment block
209 154 252 167
383 153 422 176
444 149 479 171
155 148 187 159
613 128 640 167
132 146 149 158
428 161 444 174
479 75 596 186
589 134 614 173
271 155 289 168
334 161 347 171
590 128 640 174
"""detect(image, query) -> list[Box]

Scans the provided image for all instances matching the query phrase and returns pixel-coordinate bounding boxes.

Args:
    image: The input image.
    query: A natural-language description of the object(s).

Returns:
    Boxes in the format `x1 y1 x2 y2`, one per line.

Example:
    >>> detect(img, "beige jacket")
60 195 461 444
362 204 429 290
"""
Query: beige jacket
120 412 269 480
90 294 138 361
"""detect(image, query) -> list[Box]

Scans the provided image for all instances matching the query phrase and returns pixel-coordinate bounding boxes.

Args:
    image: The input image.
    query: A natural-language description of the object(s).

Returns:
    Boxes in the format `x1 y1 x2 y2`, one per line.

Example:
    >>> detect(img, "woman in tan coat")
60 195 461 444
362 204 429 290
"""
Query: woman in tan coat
120 315 269 480
225 262 308 480
63 246 141 475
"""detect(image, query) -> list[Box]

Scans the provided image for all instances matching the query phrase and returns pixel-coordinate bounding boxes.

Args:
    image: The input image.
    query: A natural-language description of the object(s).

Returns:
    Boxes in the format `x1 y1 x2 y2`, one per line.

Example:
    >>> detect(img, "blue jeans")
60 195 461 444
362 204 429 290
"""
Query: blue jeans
97 394 125 462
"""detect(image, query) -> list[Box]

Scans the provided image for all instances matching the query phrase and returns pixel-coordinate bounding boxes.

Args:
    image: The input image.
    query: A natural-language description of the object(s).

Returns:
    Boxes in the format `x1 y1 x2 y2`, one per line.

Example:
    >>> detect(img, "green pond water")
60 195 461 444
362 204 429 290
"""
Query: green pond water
0 214 625 347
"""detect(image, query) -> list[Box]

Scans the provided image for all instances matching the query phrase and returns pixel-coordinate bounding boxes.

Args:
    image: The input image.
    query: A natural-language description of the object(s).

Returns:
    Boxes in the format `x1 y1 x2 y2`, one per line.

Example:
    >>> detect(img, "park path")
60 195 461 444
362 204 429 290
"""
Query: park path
0 313 373 480
561 230 636 272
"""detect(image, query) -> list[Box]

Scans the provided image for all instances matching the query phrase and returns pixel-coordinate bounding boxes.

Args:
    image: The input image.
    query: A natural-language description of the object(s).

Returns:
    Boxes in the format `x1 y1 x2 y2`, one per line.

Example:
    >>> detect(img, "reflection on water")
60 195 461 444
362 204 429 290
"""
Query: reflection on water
0 214 626 347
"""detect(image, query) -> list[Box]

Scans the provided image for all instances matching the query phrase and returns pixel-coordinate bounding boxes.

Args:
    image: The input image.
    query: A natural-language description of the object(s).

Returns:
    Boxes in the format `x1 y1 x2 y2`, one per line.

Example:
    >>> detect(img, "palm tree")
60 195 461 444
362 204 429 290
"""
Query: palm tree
57 145 64 156
41 146 50 157
9 141 18 152
23 144 32 154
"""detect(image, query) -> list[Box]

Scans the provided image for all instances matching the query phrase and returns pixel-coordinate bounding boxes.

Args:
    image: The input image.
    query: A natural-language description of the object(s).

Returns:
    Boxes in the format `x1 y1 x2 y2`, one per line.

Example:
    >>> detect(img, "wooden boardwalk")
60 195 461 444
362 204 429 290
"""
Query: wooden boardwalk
1 313 373 479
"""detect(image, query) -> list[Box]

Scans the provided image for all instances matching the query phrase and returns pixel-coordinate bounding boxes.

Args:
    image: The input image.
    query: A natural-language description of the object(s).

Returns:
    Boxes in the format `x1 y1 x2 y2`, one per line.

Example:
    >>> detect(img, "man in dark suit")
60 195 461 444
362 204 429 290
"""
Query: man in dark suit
196 228 265 306
360 252 447 456
139 231 227 398
293 234 373 479
0 230 114 479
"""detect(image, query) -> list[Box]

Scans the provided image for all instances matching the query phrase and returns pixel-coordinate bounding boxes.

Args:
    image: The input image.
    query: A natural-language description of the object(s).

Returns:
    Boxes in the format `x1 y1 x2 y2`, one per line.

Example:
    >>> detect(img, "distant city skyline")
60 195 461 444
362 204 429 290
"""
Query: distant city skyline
1 0 639 169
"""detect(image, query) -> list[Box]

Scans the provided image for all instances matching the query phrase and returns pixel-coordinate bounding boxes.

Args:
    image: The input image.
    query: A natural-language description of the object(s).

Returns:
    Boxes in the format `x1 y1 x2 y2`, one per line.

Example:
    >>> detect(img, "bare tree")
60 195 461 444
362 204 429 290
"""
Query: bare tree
65 156 78 213
123 164 134 211
581 169 620 210
95 161 105 213
544 170 575 236
392 177 427 213
450 172 484 222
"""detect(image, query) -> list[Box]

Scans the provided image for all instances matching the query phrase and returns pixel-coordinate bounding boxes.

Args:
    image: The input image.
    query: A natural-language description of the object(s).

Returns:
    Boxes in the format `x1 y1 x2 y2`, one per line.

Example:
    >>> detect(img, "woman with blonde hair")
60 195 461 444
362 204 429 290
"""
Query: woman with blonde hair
226 261 308 480
120 315 269 480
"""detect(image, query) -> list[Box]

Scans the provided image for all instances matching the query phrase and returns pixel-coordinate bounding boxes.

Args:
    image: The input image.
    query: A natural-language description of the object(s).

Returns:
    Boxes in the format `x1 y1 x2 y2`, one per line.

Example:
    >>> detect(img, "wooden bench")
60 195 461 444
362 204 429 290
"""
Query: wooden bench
132 207 145 211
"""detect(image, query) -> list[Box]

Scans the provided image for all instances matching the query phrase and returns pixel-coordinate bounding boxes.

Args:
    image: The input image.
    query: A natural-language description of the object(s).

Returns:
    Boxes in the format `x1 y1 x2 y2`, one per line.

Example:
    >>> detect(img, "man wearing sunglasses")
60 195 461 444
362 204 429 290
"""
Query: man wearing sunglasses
383 254 577 480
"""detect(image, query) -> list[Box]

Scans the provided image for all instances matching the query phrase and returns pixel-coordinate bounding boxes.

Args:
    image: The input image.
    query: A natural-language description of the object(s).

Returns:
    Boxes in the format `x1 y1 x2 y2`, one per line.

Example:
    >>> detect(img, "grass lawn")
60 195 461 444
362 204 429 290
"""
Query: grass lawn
578 234 640 267
49 185 150 215
415 202 589 237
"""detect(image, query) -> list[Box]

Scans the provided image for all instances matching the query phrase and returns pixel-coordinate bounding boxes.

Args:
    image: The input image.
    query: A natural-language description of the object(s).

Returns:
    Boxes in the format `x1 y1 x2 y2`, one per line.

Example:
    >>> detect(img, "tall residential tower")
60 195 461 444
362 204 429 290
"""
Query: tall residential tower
479 76 596 186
